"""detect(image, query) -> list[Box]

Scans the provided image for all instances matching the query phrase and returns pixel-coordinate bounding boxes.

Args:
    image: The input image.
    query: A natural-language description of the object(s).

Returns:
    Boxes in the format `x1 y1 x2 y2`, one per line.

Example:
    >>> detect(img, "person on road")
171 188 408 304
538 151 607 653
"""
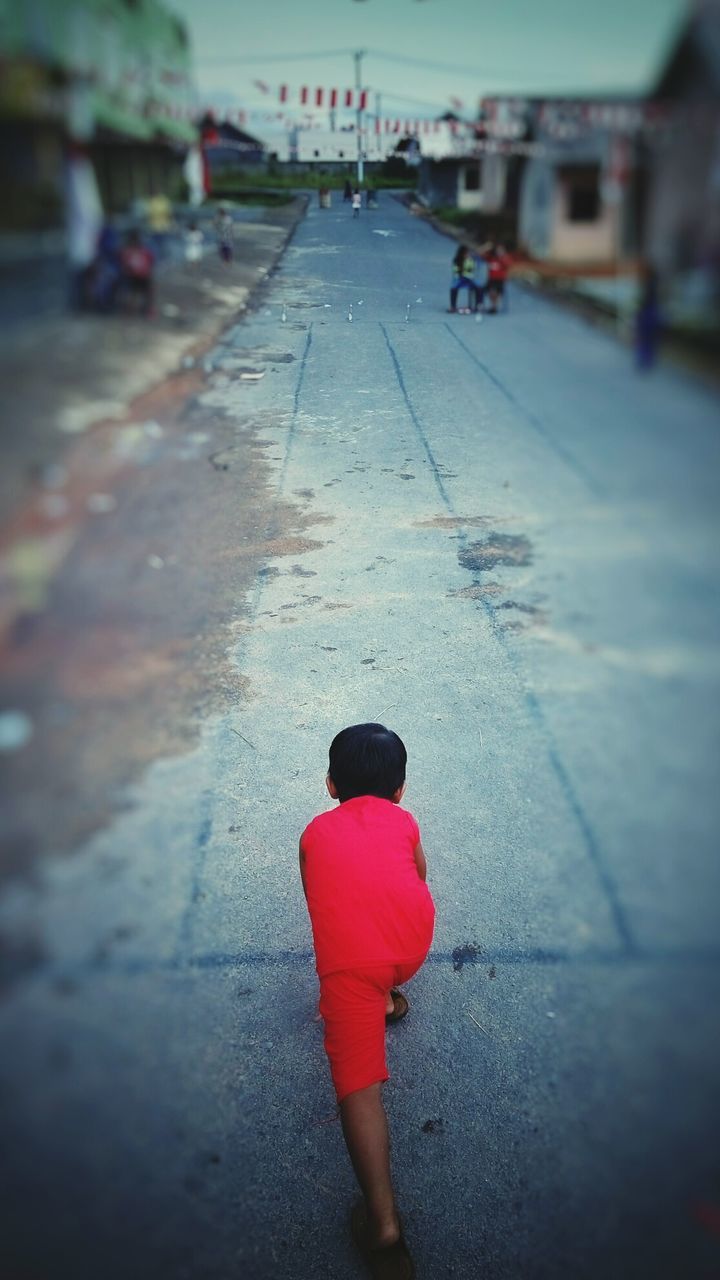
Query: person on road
344 179 353 202
300 724 435 1279
449 244 478 313
351 189 362 218
634 263 661 371
214 205 235 263
484 241 512 313
184 220 204 264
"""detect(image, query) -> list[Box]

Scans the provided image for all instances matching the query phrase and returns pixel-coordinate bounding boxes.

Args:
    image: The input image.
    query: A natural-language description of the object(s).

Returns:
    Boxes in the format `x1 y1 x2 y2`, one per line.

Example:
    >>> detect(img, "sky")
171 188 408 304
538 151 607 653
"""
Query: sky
171 0 688 135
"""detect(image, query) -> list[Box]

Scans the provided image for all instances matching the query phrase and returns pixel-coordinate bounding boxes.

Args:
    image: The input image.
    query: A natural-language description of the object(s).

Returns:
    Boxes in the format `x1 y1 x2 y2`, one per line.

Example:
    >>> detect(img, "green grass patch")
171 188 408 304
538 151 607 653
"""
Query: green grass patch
211 169 414 193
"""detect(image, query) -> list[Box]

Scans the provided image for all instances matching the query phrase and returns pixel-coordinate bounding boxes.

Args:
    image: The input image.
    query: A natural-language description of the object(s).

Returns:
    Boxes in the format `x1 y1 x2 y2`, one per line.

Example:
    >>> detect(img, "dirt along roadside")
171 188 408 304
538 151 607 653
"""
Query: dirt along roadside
0 196 313 886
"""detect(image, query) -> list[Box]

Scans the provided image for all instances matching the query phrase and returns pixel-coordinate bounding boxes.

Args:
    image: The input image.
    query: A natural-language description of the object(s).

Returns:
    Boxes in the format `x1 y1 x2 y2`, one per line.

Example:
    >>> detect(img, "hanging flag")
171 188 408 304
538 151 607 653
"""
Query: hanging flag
315 87 323 107
375 117 380 134
345 89 353 108
300 86 308 105
279 85 288 103
330 88 338 108
359 90 367 111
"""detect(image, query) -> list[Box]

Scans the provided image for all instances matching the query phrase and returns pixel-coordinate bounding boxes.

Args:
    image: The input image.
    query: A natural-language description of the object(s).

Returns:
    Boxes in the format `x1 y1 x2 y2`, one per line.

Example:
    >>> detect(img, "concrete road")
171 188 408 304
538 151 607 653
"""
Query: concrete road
1 193 720 1280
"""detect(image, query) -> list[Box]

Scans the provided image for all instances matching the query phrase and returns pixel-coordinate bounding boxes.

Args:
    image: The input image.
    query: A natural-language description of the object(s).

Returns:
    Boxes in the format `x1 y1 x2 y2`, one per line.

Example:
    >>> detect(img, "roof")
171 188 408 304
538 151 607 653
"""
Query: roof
654 2 720 97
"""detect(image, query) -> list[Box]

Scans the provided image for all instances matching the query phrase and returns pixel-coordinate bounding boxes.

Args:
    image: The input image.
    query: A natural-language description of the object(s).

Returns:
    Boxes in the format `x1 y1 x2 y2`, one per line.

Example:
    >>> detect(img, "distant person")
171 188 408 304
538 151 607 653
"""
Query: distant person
484 242 512 313
64 144 103 311
214 205 235 262
119 229 155 317
635 264 661 371
184 220 204 263
92 220 122 312
351 189 362 218
449 244 478 313
300 724 434 1279
344 179 353 202
147 192 173 261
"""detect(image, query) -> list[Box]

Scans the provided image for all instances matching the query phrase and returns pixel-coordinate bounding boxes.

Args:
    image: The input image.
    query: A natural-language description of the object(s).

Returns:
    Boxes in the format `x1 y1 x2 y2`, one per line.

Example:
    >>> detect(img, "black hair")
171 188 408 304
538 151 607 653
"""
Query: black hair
328 723 407 802
453 243 468 269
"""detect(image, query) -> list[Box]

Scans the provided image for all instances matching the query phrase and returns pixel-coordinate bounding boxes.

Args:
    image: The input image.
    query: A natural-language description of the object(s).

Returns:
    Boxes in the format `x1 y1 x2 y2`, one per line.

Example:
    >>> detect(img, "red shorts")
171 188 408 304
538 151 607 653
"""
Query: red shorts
319 957 427 1103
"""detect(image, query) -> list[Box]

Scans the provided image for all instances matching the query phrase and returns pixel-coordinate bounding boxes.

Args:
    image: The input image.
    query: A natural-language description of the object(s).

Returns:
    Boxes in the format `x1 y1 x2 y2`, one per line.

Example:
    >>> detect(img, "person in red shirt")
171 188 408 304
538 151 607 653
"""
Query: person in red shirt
484 241 512 314
300 723 435 1278
119 229 155 316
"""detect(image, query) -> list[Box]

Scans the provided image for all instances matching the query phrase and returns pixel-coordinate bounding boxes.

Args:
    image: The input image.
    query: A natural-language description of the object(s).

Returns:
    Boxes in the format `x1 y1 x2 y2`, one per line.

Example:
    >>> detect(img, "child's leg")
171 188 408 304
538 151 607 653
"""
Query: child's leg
320 967 400 1242
340 1083 399 1247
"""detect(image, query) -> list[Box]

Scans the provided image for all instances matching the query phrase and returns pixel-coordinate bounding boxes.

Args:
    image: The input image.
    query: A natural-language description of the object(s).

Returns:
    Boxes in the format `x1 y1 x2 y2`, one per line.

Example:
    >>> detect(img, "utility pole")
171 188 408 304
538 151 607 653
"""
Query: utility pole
354 49 365 184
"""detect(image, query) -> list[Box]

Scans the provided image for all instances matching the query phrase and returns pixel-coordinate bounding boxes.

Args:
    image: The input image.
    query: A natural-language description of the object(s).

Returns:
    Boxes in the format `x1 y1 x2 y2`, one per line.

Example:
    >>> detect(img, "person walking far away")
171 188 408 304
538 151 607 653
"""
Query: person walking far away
214 204 234 263
344 179 353 202
300 724 435 1279
352 188 362 218
635 263 661 371
449 244 478 314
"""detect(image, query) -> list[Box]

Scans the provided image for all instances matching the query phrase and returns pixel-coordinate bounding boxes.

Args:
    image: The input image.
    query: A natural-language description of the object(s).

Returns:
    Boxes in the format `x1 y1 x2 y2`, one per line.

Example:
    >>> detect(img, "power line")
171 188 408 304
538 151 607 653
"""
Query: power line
195 47 523 81
366 49 526 79
196 48 354 65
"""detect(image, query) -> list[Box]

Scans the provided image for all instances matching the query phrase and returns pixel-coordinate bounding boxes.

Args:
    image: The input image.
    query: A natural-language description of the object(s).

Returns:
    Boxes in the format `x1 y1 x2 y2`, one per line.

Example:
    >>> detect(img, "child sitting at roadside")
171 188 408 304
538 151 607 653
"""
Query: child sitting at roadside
300 724 435 1279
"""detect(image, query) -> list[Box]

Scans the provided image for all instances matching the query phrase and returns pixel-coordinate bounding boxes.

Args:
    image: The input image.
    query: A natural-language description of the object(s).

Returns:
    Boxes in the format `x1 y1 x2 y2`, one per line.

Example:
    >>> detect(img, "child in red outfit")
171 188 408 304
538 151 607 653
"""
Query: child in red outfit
300 723 434 1278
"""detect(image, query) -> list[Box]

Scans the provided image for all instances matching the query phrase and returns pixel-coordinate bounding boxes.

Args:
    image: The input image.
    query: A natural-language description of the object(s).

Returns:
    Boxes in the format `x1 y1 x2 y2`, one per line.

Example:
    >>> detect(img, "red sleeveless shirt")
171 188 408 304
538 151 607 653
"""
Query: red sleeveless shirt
301 795 435 978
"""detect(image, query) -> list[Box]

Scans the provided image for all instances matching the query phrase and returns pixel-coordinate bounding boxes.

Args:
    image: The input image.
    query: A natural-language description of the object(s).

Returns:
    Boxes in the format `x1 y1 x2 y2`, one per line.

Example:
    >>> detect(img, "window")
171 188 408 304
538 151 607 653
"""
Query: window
464 164 481 191
562 165 601 222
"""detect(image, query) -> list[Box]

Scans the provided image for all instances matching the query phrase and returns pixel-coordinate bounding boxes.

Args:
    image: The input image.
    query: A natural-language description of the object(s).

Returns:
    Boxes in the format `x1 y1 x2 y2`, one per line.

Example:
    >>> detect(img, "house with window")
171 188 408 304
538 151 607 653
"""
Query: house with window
518 132 621 263
418 151 510 213
417 106 531 240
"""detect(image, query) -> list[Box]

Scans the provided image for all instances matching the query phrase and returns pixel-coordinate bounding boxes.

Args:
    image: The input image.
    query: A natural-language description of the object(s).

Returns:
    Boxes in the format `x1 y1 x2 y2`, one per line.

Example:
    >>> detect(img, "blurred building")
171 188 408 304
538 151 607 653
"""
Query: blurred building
0 0 196 228
200 114 266 183
644 1 720 329
517 103 646 265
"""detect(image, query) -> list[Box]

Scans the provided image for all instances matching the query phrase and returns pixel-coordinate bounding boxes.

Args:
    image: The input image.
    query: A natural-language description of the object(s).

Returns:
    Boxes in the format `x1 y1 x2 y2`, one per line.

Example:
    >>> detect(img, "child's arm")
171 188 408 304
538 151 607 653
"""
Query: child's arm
413 840 427 882
299 839 308 899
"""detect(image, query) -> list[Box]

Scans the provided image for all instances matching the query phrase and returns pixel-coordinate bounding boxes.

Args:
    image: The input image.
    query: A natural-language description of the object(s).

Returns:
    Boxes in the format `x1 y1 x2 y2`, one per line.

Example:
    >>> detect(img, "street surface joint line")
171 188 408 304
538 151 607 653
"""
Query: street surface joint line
380 322 454 513
444 322 604 498
278 323 313 493
381 319 635 956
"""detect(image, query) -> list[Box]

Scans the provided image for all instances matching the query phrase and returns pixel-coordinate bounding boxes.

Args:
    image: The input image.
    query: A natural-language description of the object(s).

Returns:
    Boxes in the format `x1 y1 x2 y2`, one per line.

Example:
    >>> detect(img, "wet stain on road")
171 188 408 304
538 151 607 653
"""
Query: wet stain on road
415 514 507 529
447 582 502 600
452 942 481 972
421 1118 445 1134
458 533 532 574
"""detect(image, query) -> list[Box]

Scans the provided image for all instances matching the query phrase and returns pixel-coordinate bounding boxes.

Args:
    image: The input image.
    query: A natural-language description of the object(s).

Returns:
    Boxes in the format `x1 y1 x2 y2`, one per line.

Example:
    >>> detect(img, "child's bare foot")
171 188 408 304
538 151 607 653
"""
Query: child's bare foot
385 989 409 1023
351 1202 414 1278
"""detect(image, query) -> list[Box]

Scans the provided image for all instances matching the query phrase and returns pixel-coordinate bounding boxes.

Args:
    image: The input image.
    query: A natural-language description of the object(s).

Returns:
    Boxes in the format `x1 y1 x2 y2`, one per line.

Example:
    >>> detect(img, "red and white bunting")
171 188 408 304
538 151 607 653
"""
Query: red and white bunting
271 85 374 110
